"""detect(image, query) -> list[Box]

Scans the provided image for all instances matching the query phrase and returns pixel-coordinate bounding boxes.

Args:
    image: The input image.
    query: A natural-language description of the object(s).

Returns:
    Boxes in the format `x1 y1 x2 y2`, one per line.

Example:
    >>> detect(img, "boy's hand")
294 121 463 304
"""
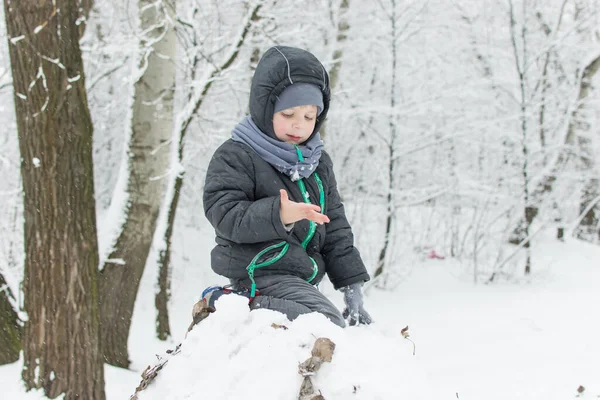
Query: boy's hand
279 189 330 225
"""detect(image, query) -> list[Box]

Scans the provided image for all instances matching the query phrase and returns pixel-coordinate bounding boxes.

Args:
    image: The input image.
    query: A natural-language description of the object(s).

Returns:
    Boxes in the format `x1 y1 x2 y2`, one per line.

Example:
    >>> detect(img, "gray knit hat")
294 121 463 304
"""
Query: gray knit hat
274 82 324 115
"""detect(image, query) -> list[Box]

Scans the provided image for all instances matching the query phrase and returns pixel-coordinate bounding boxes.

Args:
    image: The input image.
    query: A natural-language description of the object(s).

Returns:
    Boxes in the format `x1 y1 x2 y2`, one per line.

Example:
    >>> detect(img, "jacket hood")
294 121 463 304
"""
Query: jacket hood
249 46 331 140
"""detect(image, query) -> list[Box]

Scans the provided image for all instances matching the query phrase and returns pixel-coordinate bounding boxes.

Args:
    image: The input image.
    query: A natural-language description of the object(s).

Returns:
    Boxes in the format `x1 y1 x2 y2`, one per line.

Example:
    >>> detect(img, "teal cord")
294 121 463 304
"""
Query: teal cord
246 242 290 297
245 146 325 293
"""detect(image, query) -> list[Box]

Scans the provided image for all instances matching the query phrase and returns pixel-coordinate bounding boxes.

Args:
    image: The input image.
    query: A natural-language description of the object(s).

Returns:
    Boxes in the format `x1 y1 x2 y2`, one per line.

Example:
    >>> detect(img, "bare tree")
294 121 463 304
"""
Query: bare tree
507 0 535 274
4 0 105 398
374 0 428 278
506 3 600 250
534 1 568 157
99 0 176 367
504 0 582 273
373 0 400 279
154 3 260 339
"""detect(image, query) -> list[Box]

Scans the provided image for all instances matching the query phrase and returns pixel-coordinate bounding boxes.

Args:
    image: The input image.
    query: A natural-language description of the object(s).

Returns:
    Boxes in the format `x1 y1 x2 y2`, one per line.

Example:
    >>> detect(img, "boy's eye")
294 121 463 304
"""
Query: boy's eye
282 113 293 118
305 116 315 121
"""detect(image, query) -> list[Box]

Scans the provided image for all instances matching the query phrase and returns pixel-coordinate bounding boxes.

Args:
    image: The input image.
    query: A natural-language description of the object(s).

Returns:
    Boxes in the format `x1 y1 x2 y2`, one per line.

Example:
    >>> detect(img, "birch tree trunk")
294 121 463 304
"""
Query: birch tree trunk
327 0 349 92
319 0 349 141
99 0 176 367
577 178 600 242
4 1 105 398
0 272 21 365
573 54 600 242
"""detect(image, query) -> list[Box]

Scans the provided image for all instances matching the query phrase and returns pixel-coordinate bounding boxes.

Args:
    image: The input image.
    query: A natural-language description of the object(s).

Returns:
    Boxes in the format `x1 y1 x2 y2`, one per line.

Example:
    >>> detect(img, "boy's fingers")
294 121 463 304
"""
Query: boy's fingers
309 211 330 224
303 203 321 211
318 214 330 223
280 189 288 202
292 203 329 224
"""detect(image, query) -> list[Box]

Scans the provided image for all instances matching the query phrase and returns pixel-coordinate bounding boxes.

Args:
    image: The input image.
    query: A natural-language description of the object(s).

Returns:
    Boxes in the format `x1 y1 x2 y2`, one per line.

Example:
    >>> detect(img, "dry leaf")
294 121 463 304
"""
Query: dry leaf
401 326 410 338
311 338 335 362
271 323 289 330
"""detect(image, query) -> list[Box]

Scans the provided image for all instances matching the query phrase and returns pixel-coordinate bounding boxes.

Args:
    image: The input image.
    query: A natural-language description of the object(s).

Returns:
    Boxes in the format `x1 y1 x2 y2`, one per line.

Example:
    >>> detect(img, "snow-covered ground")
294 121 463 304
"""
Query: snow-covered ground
2 229 599 400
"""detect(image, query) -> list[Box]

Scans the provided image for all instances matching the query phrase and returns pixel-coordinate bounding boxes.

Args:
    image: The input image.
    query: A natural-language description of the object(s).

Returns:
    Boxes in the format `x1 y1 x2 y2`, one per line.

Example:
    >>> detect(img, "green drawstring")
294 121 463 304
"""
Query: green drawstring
246 242 289 297
245 146 325 296
294 146 324 283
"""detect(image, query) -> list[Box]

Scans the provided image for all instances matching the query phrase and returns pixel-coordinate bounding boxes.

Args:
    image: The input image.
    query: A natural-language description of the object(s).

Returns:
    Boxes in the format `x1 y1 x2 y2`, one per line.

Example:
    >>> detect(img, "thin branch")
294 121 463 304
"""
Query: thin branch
569 194 600 236
87 56 130 93
492 223 547 274
178 3 261 144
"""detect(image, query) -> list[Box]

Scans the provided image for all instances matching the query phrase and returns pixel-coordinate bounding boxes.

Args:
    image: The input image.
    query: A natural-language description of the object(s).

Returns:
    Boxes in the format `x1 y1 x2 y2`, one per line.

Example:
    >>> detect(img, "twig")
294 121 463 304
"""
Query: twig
401 326 416 355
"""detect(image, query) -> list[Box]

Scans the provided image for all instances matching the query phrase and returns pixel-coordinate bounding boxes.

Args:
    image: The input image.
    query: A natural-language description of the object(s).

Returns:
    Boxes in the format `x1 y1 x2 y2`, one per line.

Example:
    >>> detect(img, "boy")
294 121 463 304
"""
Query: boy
203 46 371 327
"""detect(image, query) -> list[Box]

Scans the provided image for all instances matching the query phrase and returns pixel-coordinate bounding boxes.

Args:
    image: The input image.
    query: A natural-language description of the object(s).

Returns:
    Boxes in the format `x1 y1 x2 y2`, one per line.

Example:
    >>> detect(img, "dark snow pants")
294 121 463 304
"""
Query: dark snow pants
236 275 346 328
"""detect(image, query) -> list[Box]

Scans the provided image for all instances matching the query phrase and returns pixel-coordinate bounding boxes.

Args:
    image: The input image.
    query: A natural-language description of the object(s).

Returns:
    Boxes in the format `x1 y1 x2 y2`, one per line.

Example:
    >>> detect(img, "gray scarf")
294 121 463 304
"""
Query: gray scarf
231 116 323 181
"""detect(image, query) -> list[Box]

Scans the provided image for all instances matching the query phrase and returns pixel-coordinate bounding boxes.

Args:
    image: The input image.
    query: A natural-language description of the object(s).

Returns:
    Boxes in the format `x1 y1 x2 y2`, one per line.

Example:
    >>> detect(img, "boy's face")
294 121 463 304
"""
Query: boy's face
272 105 318 144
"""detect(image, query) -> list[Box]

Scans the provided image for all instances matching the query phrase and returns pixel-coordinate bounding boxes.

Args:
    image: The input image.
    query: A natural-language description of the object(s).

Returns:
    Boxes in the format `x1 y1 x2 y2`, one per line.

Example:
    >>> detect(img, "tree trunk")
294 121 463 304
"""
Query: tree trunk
4 1 105 398
573 55 600 242
577 179 600 242
534 1 568 161
156 173 181 341
516 1 532 274
99 0 176 367
375 0 398 279
320 0 349 140
327 0 349 92
0 273 21 365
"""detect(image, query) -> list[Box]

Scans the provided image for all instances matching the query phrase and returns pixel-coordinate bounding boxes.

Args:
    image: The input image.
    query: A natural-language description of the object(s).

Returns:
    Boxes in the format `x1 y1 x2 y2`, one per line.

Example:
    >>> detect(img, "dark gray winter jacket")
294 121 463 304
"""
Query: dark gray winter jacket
203 46 370 290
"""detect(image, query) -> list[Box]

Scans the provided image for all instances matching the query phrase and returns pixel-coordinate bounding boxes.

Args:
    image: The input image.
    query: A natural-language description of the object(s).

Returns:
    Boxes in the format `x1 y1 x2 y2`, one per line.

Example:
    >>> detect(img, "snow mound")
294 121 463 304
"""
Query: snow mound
137 294 429 400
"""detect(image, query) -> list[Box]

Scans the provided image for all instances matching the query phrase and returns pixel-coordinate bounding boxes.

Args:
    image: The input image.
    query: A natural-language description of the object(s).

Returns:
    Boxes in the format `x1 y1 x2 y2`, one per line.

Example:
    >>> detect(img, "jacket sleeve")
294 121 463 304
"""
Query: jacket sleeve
320 152 371 289
203 143 290 244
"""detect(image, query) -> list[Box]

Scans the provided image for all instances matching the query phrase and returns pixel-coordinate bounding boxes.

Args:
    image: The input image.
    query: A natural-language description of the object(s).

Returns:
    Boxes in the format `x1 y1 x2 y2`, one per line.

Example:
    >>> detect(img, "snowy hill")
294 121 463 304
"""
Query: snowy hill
130 231 600 400
135 294 428 400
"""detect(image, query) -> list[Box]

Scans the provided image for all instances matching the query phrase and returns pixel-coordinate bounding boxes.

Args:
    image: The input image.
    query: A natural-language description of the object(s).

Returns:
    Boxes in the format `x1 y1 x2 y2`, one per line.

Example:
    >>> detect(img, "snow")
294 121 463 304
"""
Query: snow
1 230 598 400
9 35 25 44
137 295 428 400
95 72 135 268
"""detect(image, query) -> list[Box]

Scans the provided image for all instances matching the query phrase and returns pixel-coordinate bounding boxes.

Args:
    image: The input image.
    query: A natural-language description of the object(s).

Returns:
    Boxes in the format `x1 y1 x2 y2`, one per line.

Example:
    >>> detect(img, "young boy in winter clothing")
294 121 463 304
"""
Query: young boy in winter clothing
203 46 371 328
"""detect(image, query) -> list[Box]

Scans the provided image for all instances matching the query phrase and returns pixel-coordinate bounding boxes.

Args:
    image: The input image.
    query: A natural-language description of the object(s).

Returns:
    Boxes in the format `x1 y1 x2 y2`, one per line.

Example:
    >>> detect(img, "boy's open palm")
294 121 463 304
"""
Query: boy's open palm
280 189 330 225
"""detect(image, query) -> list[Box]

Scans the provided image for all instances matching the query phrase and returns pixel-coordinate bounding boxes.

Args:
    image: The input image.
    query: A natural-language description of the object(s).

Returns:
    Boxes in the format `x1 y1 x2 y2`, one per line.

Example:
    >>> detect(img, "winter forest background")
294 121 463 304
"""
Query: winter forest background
0 0 599 399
